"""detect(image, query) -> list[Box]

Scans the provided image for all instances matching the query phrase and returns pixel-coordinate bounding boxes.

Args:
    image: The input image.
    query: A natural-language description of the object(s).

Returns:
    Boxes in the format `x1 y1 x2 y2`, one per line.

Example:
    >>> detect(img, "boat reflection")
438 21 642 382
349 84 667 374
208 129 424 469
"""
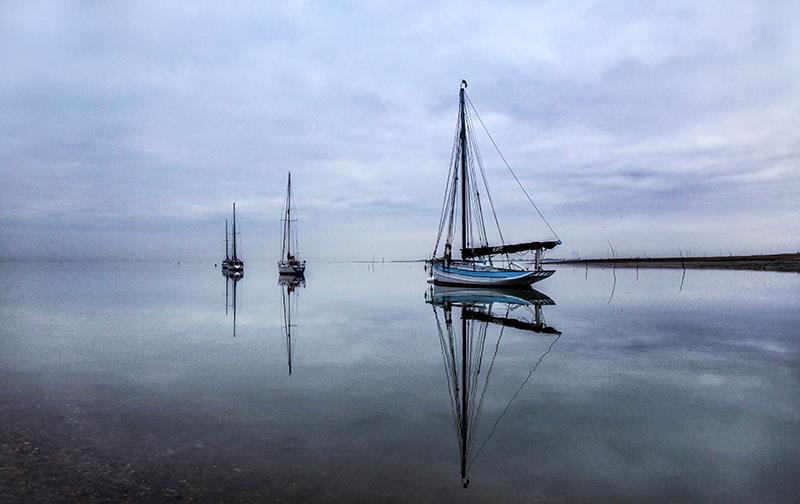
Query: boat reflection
426 285 562 488
224 271 242 338
279 274 305 375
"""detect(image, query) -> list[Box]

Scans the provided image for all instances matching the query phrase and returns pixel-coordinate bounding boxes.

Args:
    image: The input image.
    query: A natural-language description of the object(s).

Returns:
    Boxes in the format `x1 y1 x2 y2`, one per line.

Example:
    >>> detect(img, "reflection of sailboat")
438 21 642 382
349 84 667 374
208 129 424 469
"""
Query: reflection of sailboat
279 274 305 375
224 271 242 338
426 285 561 488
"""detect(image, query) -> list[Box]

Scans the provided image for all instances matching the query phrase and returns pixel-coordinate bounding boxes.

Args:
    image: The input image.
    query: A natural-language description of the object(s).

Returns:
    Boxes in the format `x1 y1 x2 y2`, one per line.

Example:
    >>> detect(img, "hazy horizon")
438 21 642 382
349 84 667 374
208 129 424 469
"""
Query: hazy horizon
2 1 799 262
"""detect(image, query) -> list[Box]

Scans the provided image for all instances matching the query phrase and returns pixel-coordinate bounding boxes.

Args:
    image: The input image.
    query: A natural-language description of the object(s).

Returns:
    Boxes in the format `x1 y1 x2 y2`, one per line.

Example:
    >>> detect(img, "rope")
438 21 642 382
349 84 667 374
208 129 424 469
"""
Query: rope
468 332 561 468
466 94 560 242
433 115 461 257
467 109 505 246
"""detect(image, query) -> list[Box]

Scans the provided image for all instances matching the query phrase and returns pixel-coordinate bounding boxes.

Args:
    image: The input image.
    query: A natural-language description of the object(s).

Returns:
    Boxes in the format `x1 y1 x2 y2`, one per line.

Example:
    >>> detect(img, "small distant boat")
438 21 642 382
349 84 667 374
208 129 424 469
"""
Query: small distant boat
278 172 306 276
429 81 560 287
226 202 244 273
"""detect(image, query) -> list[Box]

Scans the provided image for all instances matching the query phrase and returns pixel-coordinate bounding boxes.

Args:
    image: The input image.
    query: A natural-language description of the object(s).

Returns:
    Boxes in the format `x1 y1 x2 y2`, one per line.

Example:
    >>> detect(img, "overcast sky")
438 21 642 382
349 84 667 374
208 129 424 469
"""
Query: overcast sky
1 0 798 261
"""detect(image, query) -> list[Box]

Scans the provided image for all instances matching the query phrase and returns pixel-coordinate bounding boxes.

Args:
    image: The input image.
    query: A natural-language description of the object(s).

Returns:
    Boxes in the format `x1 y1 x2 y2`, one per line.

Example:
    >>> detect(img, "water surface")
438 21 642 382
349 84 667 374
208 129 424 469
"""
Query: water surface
1 262 798 502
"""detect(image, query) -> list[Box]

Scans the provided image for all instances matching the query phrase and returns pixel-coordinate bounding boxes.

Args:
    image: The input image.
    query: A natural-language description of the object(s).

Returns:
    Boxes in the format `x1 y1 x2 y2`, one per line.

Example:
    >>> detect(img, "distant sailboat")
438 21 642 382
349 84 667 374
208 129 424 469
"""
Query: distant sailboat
227 202 244 273
429 80 560 287
278 172 306 275
426 284 561 487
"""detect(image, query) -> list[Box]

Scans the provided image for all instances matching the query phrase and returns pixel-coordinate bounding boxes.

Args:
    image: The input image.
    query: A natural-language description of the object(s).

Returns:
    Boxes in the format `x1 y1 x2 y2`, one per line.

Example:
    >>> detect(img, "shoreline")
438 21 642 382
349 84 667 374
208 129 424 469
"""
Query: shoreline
550 253 800 272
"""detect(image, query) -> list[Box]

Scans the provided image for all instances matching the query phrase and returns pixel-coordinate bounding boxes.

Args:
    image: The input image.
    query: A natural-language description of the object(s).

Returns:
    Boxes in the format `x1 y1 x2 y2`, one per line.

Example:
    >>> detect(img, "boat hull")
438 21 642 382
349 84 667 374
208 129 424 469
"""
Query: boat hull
430 263 553 287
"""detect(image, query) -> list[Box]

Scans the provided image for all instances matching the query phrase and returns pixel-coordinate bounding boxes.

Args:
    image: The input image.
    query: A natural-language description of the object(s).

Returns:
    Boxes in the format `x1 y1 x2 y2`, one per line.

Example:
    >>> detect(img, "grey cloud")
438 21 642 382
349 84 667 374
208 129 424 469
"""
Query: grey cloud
1 1 798 261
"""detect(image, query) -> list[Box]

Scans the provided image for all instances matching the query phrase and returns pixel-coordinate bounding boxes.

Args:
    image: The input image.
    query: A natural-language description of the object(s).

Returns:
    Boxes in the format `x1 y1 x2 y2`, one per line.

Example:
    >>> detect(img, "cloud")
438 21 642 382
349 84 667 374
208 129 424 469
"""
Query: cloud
1 0 798 260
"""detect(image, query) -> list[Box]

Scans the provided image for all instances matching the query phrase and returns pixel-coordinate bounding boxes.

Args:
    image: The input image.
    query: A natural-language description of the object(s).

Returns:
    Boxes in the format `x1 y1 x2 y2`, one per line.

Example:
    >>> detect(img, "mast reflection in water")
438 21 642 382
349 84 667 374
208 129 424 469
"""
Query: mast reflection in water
426 285 562 488
279 274 305 375
223 270 243 338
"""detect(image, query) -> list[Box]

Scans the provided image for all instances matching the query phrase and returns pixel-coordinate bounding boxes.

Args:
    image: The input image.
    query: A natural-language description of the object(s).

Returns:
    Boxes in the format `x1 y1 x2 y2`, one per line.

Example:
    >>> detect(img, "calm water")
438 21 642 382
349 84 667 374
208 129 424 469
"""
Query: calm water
1 262 798 502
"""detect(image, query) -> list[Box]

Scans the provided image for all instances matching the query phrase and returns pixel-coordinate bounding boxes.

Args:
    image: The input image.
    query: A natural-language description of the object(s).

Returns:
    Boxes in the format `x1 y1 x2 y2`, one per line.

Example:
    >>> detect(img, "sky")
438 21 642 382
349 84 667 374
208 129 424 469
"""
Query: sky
1 0 798 261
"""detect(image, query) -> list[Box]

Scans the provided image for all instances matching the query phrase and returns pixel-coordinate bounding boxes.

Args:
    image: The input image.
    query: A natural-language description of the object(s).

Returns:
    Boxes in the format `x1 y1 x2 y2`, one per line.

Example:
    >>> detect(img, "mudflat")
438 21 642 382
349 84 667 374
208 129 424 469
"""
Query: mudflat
555 253 800 272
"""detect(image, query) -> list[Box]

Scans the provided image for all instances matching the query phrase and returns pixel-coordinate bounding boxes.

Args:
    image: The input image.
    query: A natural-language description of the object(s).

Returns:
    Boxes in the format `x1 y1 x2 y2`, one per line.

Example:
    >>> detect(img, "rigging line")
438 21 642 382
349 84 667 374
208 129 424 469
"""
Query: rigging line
466 321 488 453
434 305 462 442
445 136 462 250
468 332 562 469
461 144 472 250
434 158 454 255
467 109 505 246
446 310 464 443
470 318 506 454
472 150 489 248
465 320 483 452
465 146 488 247
440 166 457 255
434 120 462 256
465 107 497 244
465 94 560 242
435 114 461 256
446 156 459 247
467 320 488 426
469 141 490 247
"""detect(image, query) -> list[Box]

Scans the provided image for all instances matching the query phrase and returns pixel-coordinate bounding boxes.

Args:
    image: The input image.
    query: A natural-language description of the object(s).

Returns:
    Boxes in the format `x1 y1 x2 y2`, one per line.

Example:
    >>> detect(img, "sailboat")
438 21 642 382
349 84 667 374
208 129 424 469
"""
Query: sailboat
429 81 560 287
279 274 305 375
278 172 306 275
427 284 561 487
227 202 244 273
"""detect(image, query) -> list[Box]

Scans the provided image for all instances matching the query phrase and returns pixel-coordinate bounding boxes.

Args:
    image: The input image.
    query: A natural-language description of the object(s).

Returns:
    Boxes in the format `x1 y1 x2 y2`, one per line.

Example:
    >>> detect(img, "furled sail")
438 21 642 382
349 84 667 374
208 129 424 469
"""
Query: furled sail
462 239 561 259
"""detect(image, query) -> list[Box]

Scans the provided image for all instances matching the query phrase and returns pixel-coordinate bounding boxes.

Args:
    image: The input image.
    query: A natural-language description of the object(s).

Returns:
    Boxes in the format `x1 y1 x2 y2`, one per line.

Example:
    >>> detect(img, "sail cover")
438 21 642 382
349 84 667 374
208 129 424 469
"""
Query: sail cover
462 240 560 259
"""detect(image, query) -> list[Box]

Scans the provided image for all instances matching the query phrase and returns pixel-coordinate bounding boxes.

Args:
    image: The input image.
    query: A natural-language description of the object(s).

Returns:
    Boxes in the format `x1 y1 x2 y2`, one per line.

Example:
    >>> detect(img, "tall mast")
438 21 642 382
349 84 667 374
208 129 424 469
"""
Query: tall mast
225 218 230 260
286 172 292 259
459 80 468 259
232 203 238 260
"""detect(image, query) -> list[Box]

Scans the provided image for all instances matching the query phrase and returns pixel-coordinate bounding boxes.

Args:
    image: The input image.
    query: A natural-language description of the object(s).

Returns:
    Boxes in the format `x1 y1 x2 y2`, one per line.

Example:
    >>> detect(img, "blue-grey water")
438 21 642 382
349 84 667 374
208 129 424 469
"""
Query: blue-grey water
1 262 798 503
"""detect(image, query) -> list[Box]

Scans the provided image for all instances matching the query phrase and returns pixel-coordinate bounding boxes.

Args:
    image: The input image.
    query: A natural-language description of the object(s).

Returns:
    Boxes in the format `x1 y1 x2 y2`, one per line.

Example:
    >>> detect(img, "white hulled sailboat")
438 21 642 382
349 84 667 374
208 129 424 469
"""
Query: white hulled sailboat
429 81 560 287
278 172 306 275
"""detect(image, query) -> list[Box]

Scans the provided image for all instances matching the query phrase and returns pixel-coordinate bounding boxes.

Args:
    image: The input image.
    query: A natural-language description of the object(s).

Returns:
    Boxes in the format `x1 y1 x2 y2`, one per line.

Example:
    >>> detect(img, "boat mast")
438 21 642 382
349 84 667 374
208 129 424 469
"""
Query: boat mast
286 172 292 259
232 203 238 260
459 80 468 260
225 218 230 260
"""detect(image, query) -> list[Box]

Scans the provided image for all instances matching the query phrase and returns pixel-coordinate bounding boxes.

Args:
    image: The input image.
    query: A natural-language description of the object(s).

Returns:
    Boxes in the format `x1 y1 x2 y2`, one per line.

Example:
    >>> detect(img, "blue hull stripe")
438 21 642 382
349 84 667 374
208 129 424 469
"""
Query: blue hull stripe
433 264 532 278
